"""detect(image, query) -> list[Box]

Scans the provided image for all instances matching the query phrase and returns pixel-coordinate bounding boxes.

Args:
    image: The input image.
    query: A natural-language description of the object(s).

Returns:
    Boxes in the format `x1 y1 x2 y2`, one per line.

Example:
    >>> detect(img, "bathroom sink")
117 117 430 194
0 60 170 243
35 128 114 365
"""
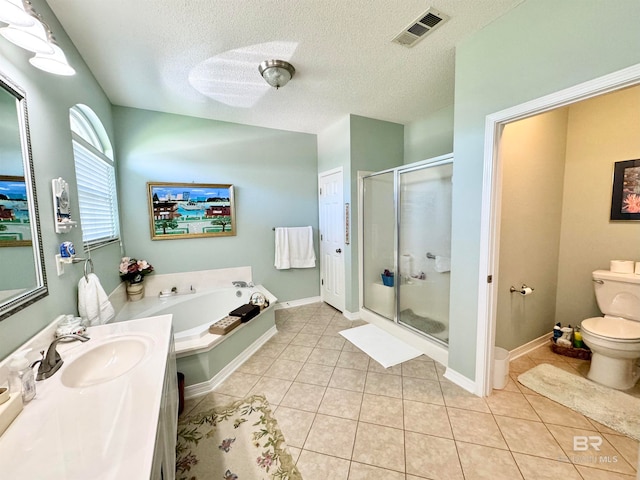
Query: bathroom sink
61 334 154 388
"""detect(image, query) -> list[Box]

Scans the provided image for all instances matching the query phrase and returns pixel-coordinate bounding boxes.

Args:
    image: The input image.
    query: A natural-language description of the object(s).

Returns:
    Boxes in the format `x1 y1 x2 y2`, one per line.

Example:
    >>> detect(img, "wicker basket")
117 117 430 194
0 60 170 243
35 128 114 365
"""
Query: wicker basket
550 339 592 360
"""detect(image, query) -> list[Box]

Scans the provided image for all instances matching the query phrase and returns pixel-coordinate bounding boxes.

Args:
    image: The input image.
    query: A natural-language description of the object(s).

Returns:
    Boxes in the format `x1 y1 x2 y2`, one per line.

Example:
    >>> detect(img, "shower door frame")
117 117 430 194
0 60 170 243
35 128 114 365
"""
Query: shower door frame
396 159 453 347
358 154 454 366
360 168 397 321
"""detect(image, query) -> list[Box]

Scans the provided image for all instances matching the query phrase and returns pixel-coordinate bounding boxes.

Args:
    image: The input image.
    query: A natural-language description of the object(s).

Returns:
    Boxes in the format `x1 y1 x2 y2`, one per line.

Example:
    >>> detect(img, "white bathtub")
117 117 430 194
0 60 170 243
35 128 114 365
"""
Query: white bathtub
115 285 277 343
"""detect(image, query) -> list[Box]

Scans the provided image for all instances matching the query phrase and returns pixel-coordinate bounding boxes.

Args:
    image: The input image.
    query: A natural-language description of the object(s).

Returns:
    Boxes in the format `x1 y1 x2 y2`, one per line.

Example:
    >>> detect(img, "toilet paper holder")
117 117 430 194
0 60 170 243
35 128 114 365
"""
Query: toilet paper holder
510 284 534 295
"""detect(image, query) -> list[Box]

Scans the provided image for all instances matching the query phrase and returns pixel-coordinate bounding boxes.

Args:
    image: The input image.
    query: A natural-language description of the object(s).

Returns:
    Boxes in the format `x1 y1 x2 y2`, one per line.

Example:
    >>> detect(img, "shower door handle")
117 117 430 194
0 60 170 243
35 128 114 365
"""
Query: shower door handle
336 248 342 253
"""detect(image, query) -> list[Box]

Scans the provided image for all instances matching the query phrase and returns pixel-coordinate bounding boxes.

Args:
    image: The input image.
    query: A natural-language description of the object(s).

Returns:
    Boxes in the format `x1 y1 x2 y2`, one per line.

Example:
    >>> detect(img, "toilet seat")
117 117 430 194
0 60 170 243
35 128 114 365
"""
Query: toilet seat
581 316 640 342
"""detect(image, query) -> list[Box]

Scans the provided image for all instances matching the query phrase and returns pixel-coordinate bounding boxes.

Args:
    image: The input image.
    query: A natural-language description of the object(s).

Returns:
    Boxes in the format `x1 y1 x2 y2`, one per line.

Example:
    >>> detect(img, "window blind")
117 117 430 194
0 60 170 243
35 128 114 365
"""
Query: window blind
72 139 120 246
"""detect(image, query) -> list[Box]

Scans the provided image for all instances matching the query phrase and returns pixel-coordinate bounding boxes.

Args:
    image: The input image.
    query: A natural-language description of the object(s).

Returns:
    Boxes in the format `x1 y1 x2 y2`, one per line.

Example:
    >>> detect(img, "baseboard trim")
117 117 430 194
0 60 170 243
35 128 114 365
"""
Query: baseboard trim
274 296 322 310
443 367 476 395
184 325 277 400
272 297 358 320
343 309 360 321
509 332 552 361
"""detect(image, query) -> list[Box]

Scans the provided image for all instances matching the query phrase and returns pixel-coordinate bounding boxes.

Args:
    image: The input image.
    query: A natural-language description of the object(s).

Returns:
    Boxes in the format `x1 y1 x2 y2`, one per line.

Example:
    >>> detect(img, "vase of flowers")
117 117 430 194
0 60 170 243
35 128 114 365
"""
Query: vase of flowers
119 257 154 301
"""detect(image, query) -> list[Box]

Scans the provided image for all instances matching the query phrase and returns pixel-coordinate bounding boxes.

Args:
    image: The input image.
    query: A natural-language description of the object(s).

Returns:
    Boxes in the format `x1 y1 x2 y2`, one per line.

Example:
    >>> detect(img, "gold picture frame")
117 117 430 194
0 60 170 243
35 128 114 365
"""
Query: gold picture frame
147 182 236 240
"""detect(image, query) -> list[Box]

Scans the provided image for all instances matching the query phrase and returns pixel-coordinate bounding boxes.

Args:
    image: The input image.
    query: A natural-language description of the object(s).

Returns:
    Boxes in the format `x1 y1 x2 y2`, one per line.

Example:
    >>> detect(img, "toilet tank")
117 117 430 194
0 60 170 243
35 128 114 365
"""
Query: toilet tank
592 270 640 321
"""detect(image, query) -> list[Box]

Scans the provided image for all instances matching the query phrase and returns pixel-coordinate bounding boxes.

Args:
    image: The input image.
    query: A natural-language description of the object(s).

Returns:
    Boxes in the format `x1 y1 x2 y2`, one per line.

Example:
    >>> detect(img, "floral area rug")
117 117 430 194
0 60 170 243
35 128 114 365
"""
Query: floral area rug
176 394 302 480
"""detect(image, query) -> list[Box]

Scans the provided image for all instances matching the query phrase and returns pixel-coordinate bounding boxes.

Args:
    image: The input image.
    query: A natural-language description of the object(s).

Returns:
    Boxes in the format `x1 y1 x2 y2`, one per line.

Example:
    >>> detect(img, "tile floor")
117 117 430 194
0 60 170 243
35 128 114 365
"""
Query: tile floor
181 303 640 480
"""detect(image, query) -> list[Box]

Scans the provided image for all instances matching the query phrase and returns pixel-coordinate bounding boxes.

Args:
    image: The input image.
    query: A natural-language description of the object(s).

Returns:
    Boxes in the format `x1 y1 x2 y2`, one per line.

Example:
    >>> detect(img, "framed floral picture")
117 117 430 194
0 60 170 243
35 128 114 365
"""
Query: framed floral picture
147 182 236 240
610 159 640 221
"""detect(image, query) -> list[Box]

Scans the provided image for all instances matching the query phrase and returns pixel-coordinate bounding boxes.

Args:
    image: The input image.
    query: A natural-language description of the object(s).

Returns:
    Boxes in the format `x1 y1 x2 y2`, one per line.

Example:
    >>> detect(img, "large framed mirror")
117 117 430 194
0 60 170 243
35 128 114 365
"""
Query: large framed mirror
0 73 47 320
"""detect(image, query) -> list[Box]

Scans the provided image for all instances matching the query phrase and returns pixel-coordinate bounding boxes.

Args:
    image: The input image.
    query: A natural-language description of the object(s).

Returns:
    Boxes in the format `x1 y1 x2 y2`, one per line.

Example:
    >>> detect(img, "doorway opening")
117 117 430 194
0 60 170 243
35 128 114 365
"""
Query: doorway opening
476 64 640 396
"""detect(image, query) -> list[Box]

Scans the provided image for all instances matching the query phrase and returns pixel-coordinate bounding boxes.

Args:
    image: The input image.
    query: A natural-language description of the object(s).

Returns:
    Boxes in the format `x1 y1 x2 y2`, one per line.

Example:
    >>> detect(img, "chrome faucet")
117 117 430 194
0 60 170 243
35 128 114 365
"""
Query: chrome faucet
232 281 248 288
158 285 196 298
36 333 90 381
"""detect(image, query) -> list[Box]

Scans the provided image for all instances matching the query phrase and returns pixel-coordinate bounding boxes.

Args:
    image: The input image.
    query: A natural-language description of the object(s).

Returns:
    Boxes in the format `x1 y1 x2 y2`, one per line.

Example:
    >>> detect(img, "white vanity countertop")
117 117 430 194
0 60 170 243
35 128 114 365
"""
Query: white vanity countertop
0 315 173 480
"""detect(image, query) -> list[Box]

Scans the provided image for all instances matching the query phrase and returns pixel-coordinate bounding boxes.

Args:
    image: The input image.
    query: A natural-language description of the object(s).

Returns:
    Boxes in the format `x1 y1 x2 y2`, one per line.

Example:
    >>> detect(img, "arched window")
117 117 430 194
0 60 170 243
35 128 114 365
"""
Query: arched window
70 104 120 248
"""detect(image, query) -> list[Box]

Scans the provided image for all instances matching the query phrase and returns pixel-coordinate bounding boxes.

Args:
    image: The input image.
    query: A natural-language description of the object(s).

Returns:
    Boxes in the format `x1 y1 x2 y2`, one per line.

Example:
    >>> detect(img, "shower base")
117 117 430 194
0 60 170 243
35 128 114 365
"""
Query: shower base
400 309 448 343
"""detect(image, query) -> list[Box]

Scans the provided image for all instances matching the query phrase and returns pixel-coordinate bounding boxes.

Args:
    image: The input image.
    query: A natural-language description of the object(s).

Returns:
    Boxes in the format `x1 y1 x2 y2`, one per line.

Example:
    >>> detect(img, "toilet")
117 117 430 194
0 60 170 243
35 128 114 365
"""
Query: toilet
580 270 640 390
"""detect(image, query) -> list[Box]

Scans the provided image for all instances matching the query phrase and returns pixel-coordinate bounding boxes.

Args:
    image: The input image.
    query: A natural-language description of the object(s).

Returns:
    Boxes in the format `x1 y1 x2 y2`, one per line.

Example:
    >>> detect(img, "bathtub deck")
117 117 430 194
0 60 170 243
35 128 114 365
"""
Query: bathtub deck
176 307 277 388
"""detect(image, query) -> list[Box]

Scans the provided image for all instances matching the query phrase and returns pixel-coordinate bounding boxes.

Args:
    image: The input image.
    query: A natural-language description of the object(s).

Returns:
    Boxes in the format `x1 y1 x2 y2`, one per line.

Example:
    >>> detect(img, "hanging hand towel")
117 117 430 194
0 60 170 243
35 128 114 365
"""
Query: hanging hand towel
274 226 316 269
274 227 290 270
78 273 115 326
434 256 451 273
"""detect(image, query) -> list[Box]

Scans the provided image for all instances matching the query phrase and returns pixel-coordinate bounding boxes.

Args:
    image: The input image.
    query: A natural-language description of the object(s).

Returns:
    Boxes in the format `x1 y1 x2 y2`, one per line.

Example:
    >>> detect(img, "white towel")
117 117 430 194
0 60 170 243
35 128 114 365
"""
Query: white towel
434 255 451 273
78 273 115 326
275 226 316 270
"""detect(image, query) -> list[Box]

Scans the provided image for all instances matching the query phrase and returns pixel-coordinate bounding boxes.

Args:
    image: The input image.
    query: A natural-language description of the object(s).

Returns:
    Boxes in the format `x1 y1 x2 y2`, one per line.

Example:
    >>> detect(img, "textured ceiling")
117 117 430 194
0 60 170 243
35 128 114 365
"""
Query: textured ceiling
45 0 522 134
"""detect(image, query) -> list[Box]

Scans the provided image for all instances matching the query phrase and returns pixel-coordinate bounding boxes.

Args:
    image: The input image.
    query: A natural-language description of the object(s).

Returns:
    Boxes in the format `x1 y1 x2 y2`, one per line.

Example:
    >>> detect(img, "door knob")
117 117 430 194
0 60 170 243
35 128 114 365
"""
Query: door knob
336 248 342 253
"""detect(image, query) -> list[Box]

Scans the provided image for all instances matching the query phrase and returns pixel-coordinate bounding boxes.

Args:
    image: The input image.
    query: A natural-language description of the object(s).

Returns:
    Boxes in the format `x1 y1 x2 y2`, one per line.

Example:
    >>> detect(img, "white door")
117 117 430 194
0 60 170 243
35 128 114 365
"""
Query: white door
319 169 345 312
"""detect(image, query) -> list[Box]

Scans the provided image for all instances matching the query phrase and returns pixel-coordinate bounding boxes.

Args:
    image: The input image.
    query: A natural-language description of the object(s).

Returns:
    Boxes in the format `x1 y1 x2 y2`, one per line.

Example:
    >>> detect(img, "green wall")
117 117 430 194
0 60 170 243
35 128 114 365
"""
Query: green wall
317 115 403 314
112 107 319 303
349 115 404 312
317 115 350 174
449 0 640 380
404 105 454 164
0 0 121 361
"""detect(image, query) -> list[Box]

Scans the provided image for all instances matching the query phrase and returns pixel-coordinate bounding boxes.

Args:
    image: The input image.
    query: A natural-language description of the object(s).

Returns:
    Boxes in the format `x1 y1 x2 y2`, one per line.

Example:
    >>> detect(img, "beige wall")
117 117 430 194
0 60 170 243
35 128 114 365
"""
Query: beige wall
496 108 569 350
555 86 640 325
497 86 640 351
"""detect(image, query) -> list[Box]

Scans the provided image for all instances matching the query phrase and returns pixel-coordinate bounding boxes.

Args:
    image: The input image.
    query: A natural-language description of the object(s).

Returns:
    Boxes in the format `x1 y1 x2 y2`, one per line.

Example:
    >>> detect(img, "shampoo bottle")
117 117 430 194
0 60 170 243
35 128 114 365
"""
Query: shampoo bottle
9 349 36 404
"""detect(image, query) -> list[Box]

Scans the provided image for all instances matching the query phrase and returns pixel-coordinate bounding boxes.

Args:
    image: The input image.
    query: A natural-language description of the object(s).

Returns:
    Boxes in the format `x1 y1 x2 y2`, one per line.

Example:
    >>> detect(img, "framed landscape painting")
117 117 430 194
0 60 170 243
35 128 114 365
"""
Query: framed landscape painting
610 159 640 221
0 175 32 247
147 182 236 240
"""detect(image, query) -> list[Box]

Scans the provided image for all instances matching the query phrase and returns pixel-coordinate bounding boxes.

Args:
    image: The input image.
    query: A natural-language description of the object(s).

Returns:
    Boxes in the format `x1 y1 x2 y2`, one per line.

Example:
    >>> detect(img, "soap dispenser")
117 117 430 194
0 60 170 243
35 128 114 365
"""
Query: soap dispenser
8 350 36 404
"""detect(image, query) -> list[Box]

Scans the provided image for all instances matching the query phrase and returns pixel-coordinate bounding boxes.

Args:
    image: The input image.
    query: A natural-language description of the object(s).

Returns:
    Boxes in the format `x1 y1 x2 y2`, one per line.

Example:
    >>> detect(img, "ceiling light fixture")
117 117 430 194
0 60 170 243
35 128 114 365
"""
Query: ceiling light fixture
258 60 295 89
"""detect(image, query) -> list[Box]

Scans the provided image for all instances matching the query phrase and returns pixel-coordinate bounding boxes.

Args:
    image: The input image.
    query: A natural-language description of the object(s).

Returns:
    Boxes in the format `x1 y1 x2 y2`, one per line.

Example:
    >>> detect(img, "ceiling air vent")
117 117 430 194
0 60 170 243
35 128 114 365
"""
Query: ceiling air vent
392 7 449 48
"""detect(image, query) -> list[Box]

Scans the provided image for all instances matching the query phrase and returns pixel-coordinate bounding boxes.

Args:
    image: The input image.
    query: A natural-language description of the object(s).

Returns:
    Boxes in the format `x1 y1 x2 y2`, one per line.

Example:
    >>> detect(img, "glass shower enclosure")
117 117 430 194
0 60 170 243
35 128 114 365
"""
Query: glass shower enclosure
362 157 453 346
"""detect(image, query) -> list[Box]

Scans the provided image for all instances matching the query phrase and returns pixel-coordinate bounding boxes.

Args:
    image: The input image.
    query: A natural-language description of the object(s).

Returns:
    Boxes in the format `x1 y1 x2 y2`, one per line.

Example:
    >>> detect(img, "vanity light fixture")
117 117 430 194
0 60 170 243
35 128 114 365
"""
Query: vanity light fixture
29 30 75 76
0 18 52 54
0 1 75 76
0 0 35 27
258 59 295 89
